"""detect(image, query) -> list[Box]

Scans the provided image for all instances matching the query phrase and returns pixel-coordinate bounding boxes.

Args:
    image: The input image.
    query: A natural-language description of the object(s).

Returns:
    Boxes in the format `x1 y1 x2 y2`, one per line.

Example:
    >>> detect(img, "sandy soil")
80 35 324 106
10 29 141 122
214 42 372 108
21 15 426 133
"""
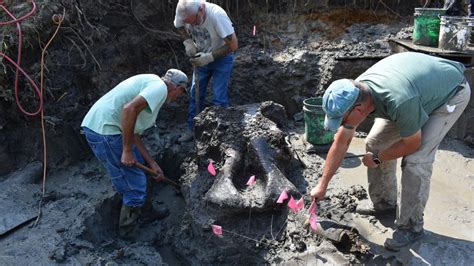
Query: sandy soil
328 137 474 264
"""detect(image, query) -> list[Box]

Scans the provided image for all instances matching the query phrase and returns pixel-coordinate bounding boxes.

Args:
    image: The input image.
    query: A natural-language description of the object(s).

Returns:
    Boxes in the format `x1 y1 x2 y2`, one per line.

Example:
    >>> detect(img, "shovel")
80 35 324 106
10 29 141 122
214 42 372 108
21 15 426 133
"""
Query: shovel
134 162 180 191
193 66 200 115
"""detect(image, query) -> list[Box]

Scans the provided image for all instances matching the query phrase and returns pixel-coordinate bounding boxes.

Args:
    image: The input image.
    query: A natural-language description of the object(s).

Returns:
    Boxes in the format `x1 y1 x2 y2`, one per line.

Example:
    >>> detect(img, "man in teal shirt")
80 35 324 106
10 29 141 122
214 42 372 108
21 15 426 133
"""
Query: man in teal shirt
310 52 470 250
81 69 188 239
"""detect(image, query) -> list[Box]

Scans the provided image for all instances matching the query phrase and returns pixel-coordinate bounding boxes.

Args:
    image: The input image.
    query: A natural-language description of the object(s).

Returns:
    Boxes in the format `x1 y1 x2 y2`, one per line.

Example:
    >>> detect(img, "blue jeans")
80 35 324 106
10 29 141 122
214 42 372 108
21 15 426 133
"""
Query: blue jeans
82 127 147 207
187 53 234 129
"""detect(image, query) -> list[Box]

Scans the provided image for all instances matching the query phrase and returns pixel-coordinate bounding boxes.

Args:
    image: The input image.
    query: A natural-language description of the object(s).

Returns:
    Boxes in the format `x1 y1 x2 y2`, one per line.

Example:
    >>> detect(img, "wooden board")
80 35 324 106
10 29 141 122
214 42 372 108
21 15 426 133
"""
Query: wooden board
389 39 474 65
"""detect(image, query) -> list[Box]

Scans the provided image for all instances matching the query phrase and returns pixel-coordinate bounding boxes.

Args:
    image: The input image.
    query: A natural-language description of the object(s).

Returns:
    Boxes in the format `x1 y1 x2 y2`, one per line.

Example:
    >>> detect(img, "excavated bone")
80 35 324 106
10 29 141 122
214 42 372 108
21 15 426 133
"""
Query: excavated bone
185 102 299 219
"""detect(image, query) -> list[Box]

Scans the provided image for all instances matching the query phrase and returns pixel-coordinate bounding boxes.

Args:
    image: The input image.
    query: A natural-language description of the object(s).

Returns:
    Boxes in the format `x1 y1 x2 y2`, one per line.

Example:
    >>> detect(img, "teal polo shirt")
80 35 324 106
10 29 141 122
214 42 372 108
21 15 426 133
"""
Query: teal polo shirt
356 52 465 137
81 74 167 135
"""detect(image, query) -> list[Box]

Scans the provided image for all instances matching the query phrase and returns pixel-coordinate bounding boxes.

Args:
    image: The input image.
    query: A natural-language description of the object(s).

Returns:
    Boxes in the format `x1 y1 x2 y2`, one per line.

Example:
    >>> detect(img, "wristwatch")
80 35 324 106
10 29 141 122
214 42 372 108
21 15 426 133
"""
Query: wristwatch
372 152 382 165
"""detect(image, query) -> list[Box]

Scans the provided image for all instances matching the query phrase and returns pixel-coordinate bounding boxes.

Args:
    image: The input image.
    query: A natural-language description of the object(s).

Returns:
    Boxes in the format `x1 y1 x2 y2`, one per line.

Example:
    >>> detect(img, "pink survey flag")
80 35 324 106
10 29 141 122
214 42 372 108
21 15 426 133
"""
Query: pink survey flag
252 25 256 36
211 224 223 236
296 197 304 211
246 175 256 186
276 189 288 203
309 214 318 231
208 160 216 176
308 200 317 215
288 196 299 213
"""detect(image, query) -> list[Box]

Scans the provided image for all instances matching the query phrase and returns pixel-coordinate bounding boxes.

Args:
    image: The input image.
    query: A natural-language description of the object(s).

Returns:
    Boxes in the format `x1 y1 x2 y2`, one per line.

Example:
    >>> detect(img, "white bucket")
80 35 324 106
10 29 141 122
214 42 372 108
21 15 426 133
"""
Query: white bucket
438 16 471 51
468 17 474 46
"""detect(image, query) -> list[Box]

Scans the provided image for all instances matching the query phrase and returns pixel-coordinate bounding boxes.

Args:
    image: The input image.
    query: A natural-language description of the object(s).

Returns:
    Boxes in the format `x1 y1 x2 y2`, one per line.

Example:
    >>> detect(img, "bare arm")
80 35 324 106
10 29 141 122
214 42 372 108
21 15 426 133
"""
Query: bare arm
134 134 157 167
362 130 422 168
380 130 422 160
310 126 355 201
121 95 148 166
212 33 238 59
134 134 164 179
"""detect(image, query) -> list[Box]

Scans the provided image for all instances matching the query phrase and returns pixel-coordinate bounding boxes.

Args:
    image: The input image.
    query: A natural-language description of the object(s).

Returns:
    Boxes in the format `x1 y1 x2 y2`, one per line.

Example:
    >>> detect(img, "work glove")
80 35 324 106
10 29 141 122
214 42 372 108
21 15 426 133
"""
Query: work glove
190 52 214 67
183 39 198 57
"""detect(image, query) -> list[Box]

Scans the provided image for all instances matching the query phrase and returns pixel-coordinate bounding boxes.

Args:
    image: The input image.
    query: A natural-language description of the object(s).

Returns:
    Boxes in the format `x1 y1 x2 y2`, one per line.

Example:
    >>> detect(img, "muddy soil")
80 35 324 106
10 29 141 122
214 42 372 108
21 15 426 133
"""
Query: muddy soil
1 0 473 265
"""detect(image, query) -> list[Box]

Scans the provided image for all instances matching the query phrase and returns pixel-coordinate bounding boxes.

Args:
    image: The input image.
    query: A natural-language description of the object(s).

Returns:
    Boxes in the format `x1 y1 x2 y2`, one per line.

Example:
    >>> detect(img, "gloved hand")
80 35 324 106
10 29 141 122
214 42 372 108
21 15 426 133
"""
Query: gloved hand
183 39 198 57
190 52 214 67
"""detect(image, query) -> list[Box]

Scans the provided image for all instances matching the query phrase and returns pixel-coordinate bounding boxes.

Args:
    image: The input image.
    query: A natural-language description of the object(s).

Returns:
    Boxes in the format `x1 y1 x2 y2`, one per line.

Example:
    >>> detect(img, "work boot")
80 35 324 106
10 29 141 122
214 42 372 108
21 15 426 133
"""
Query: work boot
356 200 396 216
140 201 170 224
119 205 141 240
178 130 193 142
384 228 424 251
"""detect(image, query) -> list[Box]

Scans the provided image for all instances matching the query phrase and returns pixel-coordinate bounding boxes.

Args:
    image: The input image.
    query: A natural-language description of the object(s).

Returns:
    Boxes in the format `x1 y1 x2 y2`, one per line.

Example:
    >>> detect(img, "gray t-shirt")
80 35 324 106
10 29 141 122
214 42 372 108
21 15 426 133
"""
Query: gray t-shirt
174 2 234 53
356 52 465 137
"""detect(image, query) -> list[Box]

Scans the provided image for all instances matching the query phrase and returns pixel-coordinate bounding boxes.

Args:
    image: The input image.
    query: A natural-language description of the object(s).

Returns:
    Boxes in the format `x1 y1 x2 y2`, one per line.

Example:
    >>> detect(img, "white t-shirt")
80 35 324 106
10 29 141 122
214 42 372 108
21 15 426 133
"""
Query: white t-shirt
174 2 234 53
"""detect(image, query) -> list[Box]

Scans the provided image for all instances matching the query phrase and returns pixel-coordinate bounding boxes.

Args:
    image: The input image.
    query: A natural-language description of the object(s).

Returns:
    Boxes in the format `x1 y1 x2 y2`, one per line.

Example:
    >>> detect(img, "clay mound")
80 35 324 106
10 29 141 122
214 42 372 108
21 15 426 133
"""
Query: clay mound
181 102 300 226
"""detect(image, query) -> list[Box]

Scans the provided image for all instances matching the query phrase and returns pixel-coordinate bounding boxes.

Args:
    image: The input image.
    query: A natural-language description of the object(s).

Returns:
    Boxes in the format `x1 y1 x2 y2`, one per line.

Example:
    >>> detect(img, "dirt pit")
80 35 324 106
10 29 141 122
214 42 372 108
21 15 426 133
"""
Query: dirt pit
1 0 473 265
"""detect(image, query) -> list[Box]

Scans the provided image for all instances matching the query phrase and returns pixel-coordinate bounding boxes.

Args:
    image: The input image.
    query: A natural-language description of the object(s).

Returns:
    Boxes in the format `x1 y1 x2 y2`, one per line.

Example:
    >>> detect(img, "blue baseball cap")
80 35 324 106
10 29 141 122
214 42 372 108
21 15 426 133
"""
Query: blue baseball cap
322 79 360 132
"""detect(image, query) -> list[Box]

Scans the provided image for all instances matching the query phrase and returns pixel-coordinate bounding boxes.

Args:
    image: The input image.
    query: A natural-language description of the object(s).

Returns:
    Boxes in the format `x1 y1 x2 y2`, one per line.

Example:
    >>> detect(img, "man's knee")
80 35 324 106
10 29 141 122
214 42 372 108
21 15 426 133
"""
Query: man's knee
365 137 383 152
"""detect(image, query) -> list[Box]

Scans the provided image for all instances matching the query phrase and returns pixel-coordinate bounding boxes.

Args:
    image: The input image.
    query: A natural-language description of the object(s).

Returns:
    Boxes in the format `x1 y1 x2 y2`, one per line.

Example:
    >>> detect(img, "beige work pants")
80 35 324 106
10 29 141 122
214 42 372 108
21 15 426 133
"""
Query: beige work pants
365 81 471 232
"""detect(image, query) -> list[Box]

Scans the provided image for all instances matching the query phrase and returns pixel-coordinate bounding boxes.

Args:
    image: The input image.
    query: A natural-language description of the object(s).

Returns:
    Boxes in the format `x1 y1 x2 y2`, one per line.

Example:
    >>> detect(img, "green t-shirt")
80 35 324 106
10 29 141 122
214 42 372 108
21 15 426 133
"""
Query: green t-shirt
81 74 167 135
356 52 465 137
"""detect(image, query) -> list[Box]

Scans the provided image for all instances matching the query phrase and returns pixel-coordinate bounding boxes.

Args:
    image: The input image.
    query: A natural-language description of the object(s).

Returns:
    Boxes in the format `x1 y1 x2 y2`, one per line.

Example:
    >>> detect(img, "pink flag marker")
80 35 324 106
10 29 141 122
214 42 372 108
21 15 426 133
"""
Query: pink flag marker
296 197 304 211
211 224 223 236
276 189 288 203
252 25 256 36
309 214 318 231
246 175 256 186
208 160 216 176
288 196 299 213
308 200 317 215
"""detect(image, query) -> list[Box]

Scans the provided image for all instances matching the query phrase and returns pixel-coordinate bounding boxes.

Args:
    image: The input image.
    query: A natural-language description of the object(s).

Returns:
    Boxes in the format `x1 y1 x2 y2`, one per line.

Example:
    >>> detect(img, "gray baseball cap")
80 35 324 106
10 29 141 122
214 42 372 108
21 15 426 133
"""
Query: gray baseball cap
165 69 189 93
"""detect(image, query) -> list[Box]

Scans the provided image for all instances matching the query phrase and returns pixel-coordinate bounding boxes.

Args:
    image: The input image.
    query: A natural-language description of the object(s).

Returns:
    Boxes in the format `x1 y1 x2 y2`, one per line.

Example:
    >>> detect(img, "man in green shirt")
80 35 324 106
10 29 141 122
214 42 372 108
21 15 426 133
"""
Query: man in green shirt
310 52 470 250
81 69 188 239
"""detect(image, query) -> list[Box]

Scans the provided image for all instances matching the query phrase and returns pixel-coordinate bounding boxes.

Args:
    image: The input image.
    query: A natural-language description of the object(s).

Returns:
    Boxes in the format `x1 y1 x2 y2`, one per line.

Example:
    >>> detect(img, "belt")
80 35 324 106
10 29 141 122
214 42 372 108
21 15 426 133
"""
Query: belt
456 78 467 92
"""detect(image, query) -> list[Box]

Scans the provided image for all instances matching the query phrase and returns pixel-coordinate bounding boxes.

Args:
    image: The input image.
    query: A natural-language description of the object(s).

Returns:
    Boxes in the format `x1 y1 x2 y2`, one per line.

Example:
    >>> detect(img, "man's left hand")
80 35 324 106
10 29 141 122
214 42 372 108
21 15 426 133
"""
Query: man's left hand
190 52 214 67
362 152 379 168
149 162 165 181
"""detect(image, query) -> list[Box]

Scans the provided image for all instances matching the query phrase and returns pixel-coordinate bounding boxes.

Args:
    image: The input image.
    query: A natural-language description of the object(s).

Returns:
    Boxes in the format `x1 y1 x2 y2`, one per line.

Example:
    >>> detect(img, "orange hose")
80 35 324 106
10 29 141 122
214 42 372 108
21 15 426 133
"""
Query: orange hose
33 9 65 226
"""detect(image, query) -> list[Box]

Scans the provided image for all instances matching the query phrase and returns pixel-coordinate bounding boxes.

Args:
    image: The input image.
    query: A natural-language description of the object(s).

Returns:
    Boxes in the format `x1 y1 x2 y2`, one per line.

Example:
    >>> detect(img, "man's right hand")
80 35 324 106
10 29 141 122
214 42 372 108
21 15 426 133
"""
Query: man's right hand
310 183 327 202
121 150 136 167
183 39 197 57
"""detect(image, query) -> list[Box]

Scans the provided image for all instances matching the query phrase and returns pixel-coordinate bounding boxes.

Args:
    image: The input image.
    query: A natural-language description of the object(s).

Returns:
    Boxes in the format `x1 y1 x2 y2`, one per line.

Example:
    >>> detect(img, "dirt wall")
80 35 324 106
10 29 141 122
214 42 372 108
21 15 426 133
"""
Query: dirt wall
0 0 443 173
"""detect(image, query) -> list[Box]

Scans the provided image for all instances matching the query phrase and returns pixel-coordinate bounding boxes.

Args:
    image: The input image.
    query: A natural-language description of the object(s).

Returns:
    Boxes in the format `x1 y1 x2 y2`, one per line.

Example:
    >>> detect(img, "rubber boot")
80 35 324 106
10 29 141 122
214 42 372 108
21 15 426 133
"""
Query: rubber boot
119 204 141 240
140 197 169 224
356 200 396 216
384 228 424 251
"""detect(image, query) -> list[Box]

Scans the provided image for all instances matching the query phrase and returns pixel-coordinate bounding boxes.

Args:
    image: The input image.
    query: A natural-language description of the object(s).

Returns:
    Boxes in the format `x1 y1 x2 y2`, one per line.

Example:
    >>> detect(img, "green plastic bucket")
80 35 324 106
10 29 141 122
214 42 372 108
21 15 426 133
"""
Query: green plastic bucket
303 97 334 145
413 8 446 47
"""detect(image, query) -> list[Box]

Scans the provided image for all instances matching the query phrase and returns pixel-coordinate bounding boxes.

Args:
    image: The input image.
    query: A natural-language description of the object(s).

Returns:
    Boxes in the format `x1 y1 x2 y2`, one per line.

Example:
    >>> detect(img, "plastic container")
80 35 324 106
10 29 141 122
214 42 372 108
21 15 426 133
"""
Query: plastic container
303 97 334 145
466 17 474 47
413 8 446 47
439 16 471 51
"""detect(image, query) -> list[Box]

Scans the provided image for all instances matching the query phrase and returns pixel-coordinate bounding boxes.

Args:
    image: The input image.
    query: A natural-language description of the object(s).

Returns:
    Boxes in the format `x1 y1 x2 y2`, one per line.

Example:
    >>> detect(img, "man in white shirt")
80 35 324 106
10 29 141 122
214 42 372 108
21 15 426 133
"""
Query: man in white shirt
174 0 238 142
